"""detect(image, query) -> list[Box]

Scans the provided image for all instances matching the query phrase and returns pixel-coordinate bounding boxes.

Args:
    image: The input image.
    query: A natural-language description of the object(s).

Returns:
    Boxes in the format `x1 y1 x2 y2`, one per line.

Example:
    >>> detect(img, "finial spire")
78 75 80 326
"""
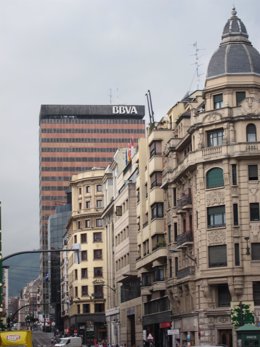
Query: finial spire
231 7 237 16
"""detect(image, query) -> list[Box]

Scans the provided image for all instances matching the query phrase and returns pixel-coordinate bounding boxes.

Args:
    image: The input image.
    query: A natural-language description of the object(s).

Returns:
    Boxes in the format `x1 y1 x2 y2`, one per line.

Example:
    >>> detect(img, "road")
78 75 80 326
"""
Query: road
33 330 53 347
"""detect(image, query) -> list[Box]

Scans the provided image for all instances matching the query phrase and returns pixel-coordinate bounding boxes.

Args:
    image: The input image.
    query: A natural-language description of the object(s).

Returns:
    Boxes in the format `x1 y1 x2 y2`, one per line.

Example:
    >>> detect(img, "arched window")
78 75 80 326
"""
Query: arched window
247 124 257 142
206 168 224 189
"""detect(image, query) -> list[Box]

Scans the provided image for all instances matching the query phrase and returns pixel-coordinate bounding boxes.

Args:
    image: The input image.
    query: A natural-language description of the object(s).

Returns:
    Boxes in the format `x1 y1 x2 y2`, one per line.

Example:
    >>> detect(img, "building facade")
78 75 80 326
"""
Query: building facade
64 169 107 344
162 8 260 347
39 104 145 313
102 149 142 347
48 195 72 331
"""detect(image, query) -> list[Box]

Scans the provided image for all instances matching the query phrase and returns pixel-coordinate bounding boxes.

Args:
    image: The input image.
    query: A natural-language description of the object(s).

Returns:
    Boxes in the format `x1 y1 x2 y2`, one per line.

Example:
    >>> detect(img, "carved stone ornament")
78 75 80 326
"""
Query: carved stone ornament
203 112 223 124
241 97 260 115
208 229 226 244
206 191 225 206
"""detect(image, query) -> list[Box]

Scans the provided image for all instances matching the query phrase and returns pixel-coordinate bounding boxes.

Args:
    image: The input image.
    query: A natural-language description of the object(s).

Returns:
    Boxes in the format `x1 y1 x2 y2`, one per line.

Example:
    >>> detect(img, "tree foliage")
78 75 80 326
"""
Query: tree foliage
231 302 255 328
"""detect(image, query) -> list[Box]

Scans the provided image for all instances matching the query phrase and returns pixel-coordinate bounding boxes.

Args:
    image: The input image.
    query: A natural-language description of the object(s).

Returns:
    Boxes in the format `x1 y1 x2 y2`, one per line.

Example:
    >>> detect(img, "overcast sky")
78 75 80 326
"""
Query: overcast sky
1 0 260 256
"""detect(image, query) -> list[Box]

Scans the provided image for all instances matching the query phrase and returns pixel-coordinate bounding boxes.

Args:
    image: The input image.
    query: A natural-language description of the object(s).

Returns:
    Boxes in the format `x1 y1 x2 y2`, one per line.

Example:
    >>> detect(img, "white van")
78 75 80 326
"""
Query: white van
55 337 82 347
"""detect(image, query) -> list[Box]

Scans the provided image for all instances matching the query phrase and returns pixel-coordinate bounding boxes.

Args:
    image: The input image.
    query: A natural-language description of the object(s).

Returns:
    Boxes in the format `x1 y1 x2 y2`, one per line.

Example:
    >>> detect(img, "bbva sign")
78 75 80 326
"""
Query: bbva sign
112 105 138 114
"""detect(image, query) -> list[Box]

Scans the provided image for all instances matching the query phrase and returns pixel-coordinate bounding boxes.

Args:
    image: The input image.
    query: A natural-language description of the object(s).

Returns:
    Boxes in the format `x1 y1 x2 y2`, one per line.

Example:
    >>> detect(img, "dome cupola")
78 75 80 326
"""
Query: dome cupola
206 8 260 79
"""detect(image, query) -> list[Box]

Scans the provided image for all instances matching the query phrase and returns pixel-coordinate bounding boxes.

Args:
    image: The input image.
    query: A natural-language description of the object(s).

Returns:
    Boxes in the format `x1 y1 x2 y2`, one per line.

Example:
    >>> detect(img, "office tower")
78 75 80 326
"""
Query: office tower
39 104 145 309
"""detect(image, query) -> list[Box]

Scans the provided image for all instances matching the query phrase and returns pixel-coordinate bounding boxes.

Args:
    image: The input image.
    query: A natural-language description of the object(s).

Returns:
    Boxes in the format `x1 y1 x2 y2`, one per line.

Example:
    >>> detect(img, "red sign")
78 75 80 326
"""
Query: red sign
160 322 171 328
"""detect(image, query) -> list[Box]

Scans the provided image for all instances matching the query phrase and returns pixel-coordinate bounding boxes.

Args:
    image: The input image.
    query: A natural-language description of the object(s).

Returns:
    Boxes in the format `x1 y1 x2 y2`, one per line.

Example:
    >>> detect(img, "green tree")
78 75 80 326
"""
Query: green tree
231 302 255 328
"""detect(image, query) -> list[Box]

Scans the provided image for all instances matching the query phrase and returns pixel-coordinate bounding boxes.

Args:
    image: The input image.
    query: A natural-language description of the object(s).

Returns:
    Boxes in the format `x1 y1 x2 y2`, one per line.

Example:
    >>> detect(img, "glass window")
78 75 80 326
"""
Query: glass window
253 282 260 305
206 168 224 188
96 219 103 227
86 186 90 193
207 129 224 147
94 267 103 277
217 284 231 307
252 243 260 260
149 140 162 158
86 201 90 209
248 165 258 180
81 268 88 279
231 164 237 185
94 285 104 299
150 171 162 188
94 249 102 260
247 124 257 142
96 185 102 192
96 200 103 208
151 203 164 219
83 304 90 313
80 233 87 243
236 91 246 106
213 94 223 109
233 204 239 226
207 205 226 228
95 303 105 312
81 285 88 296
208 245 227 267
93 232 102 242
85 219 91 228
250 203 260 221
235 243 240 266
81 250 87 261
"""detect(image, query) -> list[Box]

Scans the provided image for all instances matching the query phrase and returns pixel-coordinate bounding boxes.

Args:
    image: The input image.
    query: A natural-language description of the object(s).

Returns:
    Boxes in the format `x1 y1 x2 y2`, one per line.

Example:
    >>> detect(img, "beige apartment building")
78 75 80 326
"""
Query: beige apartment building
102 149 142 347
64 168 107 344
162 8 260 347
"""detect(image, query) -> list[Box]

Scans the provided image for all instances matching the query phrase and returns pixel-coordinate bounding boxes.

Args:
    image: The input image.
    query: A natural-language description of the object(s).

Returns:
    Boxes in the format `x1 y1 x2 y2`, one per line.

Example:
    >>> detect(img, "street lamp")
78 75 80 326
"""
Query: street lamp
244 237 250 256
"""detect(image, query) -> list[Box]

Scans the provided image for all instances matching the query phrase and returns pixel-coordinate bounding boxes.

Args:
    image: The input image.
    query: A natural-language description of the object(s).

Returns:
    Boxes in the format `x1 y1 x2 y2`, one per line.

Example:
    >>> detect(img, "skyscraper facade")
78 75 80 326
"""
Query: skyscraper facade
39 104 145 308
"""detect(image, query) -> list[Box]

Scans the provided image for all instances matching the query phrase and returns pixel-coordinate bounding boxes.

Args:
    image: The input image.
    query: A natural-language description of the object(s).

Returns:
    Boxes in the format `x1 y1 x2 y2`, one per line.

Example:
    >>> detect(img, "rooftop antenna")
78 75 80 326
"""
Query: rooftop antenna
116 88 119 104
109 88 113 104
190 41 204 91
145 90 155 124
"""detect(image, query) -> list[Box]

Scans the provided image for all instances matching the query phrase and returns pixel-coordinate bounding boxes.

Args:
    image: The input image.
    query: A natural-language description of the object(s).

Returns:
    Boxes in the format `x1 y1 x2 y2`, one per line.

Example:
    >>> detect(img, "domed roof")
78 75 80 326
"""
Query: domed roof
206 8 260 79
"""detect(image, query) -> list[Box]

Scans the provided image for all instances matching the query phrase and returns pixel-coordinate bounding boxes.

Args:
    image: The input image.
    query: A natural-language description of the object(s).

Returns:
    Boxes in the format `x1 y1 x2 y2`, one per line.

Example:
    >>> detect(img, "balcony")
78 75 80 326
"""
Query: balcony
152 241 166 251
176 232 193 248
176 265 195 279
163 142 260 187
176 193 192 211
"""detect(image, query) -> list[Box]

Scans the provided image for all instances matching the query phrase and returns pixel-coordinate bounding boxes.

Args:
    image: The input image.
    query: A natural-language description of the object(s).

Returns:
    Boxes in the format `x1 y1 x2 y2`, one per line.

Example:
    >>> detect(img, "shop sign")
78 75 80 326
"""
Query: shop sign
167 329 180 336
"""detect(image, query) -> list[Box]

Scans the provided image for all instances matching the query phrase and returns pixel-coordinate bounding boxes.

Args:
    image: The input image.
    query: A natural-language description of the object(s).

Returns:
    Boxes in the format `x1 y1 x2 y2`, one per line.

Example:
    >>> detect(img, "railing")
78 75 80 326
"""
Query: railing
176 194 192 209
176 265 195 279
176 232 193 247
152 241 166 251
144 297 170 315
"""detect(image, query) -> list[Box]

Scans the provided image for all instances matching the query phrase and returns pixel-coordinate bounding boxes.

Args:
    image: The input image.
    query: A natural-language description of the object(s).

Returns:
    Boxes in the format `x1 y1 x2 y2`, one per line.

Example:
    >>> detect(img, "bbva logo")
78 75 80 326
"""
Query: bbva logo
112 106 138 114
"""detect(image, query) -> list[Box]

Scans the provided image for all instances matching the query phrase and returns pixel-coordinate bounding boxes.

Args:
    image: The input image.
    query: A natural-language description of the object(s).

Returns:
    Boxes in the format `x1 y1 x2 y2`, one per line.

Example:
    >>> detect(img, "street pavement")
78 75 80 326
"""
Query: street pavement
33 330 53 347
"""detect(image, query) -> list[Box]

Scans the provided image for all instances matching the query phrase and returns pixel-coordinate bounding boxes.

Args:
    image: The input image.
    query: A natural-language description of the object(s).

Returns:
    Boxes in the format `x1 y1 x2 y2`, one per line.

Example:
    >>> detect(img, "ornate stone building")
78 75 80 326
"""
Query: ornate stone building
162 8 260 347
